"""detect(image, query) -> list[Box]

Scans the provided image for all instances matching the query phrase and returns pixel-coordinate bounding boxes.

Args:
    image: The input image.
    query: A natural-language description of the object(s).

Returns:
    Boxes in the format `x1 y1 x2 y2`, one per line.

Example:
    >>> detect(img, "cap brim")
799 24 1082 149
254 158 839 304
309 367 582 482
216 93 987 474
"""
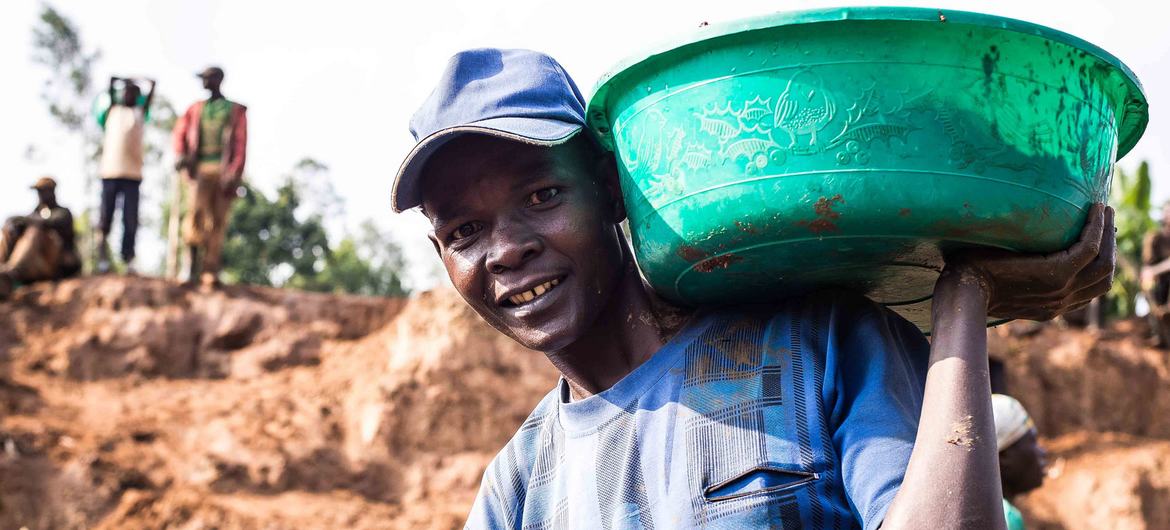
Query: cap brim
391 116 582 213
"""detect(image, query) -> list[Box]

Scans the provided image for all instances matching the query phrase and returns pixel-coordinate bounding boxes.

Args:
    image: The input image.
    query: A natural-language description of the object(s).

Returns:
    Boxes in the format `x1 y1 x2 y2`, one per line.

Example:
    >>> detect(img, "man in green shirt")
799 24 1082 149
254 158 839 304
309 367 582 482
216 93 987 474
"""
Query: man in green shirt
172 66 248 287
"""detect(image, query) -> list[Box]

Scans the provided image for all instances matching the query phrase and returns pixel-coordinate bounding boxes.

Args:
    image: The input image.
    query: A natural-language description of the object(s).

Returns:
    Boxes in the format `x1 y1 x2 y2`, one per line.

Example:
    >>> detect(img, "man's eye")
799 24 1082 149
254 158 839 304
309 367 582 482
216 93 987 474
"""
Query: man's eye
528 187 560 206
450 221 482 241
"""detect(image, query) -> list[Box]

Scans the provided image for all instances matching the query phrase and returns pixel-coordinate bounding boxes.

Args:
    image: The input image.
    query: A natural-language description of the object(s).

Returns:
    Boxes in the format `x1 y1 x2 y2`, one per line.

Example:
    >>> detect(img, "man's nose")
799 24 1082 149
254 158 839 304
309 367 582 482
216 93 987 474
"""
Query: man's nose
485 223 543 274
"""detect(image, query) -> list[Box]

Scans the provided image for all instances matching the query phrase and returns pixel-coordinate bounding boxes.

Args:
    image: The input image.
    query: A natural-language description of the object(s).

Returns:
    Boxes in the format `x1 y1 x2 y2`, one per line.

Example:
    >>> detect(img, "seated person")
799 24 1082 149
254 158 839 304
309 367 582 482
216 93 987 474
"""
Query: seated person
993 394 1048 530
0 177 81 299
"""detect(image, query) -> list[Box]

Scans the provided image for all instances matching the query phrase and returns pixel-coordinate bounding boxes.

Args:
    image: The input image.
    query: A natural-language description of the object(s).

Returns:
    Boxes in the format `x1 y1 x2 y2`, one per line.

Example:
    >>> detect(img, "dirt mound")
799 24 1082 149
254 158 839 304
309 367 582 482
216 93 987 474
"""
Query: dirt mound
0 277 557 529
1016 432 1170 530
990 320 1170 439
990 320 1170 530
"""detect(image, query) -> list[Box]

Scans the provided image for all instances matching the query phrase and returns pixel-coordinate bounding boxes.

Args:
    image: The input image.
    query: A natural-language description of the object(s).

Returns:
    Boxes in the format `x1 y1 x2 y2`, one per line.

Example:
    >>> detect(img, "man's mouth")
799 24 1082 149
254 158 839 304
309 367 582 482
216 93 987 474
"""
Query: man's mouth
502 277 562 307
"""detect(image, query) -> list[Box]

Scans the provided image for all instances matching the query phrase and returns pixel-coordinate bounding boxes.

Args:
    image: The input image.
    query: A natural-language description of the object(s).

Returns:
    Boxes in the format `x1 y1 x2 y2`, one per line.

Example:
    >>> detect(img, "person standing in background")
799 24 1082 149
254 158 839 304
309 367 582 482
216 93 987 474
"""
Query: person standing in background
97 76 155 274
172 66 247 287
1141 202 1170 346
992 394 1049 530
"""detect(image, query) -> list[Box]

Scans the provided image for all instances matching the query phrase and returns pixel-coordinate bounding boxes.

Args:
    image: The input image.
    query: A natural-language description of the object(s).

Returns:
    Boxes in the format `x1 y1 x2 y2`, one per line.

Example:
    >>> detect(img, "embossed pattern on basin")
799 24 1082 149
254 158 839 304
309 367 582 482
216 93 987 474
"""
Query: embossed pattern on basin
587 7 1148 330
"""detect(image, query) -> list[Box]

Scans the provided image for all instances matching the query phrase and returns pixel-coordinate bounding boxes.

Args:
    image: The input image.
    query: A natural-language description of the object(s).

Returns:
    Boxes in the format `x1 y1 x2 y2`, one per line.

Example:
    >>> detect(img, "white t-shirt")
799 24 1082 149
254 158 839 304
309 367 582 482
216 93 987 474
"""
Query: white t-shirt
99 106 145 180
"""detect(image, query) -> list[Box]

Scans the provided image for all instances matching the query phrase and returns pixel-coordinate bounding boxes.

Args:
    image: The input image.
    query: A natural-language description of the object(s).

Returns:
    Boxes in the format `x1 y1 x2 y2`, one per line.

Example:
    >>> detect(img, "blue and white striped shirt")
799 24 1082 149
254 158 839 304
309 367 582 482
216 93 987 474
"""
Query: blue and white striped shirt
467 292 929 529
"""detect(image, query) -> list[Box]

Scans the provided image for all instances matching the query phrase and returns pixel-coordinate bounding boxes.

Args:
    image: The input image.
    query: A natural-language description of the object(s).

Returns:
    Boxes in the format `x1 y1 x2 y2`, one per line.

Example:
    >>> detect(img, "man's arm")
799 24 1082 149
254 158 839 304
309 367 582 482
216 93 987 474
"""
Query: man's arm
224 107 248 193
1141 233 1170 287
100 76 118 130
882 204 1114 529
172 105 194 175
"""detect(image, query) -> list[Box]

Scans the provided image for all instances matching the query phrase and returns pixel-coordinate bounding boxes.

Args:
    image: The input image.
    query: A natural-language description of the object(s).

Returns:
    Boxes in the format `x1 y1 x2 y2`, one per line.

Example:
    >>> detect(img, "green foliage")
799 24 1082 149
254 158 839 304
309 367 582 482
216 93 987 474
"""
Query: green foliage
220 175 408 297
222 180 330 287
305 221 408 297
32 4 100 134
1108 161 1155 317
32 4 102 270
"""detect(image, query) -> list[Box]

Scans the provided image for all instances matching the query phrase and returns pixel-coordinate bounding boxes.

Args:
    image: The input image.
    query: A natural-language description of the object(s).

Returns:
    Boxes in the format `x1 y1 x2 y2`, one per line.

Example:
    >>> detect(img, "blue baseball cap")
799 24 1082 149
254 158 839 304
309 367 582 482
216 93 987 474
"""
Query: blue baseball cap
392 48 588 212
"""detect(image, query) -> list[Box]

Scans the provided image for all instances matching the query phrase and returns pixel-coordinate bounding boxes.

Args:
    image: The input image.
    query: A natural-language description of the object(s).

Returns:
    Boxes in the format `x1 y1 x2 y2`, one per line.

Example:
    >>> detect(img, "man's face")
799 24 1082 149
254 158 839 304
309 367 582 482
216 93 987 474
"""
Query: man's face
420 135 626 352
35 188 54 205
202 74 222 92
999 430 1047 495
122 84 140 106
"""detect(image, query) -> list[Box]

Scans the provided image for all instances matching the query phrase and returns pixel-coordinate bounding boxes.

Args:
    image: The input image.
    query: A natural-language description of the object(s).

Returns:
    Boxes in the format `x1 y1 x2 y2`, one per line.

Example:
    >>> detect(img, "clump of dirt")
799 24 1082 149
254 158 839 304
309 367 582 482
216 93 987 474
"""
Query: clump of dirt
945 415 977 449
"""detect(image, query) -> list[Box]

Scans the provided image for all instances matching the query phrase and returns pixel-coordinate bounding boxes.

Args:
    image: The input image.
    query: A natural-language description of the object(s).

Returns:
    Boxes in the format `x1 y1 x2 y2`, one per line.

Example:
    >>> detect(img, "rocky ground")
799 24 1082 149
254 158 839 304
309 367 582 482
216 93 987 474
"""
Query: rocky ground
1 276 1167 529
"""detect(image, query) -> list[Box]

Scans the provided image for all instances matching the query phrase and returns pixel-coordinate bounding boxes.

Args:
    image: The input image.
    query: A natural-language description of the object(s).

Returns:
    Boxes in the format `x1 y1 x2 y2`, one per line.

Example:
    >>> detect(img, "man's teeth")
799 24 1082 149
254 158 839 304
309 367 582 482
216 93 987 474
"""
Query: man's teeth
509 278 560 306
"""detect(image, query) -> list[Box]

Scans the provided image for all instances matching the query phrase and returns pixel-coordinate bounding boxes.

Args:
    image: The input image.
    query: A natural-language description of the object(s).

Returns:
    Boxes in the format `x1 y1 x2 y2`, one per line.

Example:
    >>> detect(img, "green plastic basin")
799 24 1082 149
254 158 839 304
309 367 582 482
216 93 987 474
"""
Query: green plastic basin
588 7 1148 330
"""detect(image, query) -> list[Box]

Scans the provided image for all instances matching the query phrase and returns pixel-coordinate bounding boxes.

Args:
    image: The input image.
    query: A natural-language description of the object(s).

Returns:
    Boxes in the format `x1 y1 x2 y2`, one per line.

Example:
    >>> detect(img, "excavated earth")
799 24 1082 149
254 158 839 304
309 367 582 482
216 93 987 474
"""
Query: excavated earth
1 276 1167 529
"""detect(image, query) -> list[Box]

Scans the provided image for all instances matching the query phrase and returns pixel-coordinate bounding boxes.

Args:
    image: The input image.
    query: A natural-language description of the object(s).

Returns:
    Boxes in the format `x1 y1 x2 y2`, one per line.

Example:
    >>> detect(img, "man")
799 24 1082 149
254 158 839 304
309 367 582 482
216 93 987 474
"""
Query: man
0 178 81 299
393 49 1114 529
992 394 1048 530
97 75 156 274
1142 202 1170 344
172 66 247 287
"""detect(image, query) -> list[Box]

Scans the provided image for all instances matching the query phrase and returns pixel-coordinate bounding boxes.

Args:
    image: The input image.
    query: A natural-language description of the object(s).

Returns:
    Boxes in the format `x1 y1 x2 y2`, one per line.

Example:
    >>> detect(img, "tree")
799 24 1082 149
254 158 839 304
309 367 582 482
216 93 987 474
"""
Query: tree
220 172 408 296
31 5 100 135
303 221 408 296
221 179 331 287
31 4 101 268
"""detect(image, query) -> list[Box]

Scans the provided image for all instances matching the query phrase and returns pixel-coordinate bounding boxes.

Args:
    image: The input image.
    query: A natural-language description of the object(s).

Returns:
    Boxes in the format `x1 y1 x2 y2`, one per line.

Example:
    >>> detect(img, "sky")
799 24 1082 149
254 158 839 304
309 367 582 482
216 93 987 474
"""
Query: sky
2 0 1166 290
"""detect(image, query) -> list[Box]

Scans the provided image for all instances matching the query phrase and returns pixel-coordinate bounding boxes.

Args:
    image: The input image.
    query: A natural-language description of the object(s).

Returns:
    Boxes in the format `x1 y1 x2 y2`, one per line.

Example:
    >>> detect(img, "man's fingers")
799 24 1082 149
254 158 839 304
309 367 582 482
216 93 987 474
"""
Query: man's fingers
1067 276 1113 306
1074 216 1117 285
1059 203 1106 272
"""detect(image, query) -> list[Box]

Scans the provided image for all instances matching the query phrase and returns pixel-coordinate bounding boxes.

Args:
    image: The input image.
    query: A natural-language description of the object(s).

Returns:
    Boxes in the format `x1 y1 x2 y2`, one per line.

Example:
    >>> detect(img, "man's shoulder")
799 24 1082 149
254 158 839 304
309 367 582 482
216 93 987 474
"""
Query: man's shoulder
478 387 562 497
488 387 561 460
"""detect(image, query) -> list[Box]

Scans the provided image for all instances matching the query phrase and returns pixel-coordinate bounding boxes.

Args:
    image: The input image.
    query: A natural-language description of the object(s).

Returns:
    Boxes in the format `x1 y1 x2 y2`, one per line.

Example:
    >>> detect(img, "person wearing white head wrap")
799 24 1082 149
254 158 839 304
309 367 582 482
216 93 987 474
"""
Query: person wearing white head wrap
992 394 1047 530
993 394 1036 451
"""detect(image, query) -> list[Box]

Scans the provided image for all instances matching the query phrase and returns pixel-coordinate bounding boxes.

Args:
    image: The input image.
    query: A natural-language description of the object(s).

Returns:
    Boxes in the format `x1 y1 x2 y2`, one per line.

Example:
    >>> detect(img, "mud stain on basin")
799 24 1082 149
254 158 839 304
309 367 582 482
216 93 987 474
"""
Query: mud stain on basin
797 194 845 235
676 245 709 262
694 253 744 273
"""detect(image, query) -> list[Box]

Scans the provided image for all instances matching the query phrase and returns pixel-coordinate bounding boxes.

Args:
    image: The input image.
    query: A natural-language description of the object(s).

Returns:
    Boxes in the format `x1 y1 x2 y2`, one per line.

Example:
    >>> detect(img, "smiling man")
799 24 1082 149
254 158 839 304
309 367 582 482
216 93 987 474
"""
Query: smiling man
393 48 1115 529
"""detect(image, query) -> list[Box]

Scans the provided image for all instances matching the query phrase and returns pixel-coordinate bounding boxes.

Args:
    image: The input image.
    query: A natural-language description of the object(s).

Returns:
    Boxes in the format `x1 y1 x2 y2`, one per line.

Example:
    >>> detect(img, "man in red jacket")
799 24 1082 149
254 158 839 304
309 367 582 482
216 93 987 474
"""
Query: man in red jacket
172 66 247 287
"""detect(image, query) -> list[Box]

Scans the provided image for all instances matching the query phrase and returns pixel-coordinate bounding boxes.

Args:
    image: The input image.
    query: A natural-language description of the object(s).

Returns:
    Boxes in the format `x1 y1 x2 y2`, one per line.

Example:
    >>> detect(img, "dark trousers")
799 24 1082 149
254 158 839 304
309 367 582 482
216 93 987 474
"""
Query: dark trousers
99 178 141 261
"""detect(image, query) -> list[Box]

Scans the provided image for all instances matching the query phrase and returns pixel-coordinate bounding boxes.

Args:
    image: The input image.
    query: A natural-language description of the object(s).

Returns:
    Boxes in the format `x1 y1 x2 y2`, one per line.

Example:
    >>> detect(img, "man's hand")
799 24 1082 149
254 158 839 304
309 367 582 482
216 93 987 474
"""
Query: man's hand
942 203 1115 321
175 157 196 178
1142 268 1157 291
221 179 240 198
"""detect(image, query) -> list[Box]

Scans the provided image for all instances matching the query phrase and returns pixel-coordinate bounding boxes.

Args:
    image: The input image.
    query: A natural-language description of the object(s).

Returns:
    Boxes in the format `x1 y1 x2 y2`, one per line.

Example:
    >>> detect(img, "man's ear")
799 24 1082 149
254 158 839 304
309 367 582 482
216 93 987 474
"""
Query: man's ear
598 154 627 224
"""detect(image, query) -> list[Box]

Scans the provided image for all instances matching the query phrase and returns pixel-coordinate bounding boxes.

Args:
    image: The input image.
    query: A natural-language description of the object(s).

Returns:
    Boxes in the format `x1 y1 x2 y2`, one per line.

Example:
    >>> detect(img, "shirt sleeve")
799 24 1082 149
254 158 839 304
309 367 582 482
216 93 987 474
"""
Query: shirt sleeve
465 463 512 530
822 293 930 530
